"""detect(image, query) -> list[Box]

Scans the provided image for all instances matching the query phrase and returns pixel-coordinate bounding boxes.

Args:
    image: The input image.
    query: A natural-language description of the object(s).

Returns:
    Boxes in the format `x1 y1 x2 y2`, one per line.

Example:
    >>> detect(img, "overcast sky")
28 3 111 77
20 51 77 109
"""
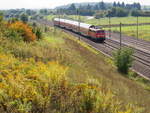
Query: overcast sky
0 0 150 9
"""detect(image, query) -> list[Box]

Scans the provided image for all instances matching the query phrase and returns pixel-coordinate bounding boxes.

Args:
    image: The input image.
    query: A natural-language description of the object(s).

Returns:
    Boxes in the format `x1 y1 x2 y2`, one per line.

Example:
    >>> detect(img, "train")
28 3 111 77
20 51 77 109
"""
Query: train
53 18 106 42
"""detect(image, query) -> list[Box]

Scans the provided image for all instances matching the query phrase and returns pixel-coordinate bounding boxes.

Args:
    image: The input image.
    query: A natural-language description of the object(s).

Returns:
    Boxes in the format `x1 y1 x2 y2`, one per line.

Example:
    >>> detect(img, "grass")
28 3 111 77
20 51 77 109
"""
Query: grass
44 34 65 46
1 21 150 112
46 15 150 41
82 16 150 41
62 29 150 113
60 15 150 25
86 16 150 25
45 27 150 112
106 25 150 41
45 15 57 21
67 15 88 22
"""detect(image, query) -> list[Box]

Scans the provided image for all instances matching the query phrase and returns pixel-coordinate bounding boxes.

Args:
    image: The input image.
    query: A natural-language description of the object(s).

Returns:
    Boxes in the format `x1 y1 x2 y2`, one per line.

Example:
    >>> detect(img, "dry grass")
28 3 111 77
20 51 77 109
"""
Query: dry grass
0 26 150 112
59 29 150 113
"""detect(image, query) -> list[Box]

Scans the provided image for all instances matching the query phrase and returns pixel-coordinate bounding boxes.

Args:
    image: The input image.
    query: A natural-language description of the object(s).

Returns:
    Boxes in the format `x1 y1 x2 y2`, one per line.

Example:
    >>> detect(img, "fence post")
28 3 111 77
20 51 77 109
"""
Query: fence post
120 22 122 49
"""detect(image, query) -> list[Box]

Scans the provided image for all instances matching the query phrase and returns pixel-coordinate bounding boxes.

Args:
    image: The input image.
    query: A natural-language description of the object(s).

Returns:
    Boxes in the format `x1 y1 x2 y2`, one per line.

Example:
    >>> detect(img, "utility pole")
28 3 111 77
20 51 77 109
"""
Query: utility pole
137 16 139 40
77 9 80 40
109 16 111 39
58 9 61 27
120 22 122 49
53 17 56 34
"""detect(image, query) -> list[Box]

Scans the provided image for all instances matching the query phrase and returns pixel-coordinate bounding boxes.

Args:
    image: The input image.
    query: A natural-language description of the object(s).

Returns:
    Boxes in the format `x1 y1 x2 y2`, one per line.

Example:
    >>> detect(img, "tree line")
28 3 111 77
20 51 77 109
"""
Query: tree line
57 2 150 17
1 2 150 20
1 9 55 22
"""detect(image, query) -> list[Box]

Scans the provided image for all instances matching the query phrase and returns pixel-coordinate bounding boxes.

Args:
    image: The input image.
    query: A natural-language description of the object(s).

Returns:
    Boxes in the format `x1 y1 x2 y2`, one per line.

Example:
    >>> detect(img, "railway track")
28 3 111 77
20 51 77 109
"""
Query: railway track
102 23 150 28
105 40 150 67
37 19 150 80
60 28 150 80
109 32 150 50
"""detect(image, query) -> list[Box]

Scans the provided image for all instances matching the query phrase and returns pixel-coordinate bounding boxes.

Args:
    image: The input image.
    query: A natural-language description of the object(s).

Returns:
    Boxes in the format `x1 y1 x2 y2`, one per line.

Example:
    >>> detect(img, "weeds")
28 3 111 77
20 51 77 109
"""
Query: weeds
113 47 134 74
0 19 147 112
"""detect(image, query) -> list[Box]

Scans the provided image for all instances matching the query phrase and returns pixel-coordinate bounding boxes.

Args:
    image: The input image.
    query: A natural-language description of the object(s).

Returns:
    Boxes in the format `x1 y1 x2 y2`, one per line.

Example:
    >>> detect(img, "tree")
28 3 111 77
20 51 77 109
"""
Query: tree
20 13 28 23
131 10 141 16
40 9 48 15
115 7 129 17
117 2 121 7
113 48 134 74
113 2 117 7
136 3 141 10
0 12 3 22
8 18 19 23
35 28 42 40
9 21 36 42
94 11 106 19
121 2 125 8
68 4 76 10
87 4 92 10
107 7 129 17
106 7 117 17
26 9 32 16
99 1 106 10
93 4 99 10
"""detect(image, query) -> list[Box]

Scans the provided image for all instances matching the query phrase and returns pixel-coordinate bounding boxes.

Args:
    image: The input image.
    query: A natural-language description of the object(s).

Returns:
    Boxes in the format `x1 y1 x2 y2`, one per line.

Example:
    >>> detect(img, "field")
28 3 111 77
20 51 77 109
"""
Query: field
46 15 150 25
86 17 150 25
49 15 150 41
106 25 150 41
1 18 150 112
67 15 150 25
45 15 57 21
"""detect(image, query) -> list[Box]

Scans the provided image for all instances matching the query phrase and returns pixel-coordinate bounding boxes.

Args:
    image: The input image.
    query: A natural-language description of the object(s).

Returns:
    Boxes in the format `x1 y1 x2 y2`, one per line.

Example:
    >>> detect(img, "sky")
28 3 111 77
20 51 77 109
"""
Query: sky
0 0 150 9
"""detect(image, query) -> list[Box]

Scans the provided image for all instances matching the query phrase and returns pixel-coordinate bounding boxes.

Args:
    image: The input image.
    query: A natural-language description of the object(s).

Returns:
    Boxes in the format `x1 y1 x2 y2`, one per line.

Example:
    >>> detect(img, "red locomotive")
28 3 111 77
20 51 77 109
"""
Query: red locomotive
54 18 106 42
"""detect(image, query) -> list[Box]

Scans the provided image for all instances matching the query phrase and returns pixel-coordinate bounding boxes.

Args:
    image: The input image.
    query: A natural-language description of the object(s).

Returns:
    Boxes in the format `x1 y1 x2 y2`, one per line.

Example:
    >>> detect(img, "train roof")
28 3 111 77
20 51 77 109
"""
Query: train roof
54 18 103 31
54 18 93 29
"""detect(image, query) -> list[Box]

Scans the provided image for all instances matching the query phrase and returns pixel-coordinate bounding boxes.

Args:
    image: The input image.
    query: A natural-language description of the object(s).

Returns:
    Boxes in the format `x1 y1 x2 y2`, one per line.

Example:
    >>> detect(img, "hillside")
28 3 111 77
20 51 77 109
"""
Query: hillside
55 2 148 10
0 18 150 112
55 2 112 9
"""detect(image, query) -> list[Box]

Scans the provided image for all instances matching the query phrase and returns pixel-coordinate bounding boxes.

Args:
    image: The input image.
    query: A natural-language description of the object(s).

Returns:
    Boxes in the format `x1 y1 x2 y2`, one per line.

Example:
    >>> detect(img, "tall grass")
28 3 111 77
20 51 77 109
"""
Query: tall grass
0 50 143 113
0 23 148 112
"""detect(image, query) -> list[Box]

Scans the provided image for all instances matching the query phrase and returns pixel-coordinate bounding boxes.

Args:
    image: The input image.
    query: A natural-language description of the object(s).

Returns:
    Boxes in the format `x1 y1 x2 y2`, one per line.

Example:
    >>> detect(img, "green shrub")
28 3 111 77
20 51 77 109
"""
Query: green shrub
20 13 28 23
35 28 43 40
113 47 134 74
0 48 142 113
0 12 3 22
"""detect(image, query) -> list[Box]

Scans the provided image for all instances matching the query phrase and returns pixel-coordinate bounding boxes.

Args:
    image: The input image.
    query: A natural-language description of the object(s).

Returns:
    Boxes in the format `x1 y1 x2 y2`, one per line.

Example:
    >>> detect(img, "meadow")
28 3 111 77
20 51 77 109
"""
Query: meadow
66 15 150 25
107 25 150 41
70 15 150 41
1 18 150 112
46 15 150 41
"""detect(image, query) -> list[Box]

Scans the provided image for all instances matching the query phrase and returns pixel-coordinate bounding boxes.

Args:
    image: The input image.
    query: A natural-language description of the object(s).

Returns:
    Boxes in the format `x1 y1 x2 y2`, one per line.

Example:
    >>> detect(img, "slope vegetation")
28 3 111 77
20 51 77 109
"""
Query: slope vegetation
0 20 150 112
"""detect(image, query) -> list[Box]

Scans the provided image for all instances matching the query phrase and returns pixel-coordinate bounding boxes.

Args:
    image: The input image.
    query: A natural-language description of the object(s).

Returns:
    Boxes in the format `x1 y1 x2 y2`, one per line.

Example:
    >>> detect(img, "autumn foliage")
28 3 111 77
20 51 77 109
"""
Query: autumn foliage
9 21 36 42
0 51 142 113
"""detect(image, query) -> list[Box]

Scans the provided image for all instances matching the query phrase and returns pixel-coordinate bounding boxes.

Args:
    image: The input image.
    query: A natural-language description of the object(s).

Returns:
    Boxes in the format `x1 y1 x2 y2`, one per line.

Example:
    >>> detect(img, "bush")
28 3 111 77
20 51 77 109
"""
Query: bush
107 7 129 17
131 10 150 17
0 50 141 113
113 47 134 74
8 21 36 42
20 13 28 23
94 11 107 19
0 12 3 22
35 28 43 40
